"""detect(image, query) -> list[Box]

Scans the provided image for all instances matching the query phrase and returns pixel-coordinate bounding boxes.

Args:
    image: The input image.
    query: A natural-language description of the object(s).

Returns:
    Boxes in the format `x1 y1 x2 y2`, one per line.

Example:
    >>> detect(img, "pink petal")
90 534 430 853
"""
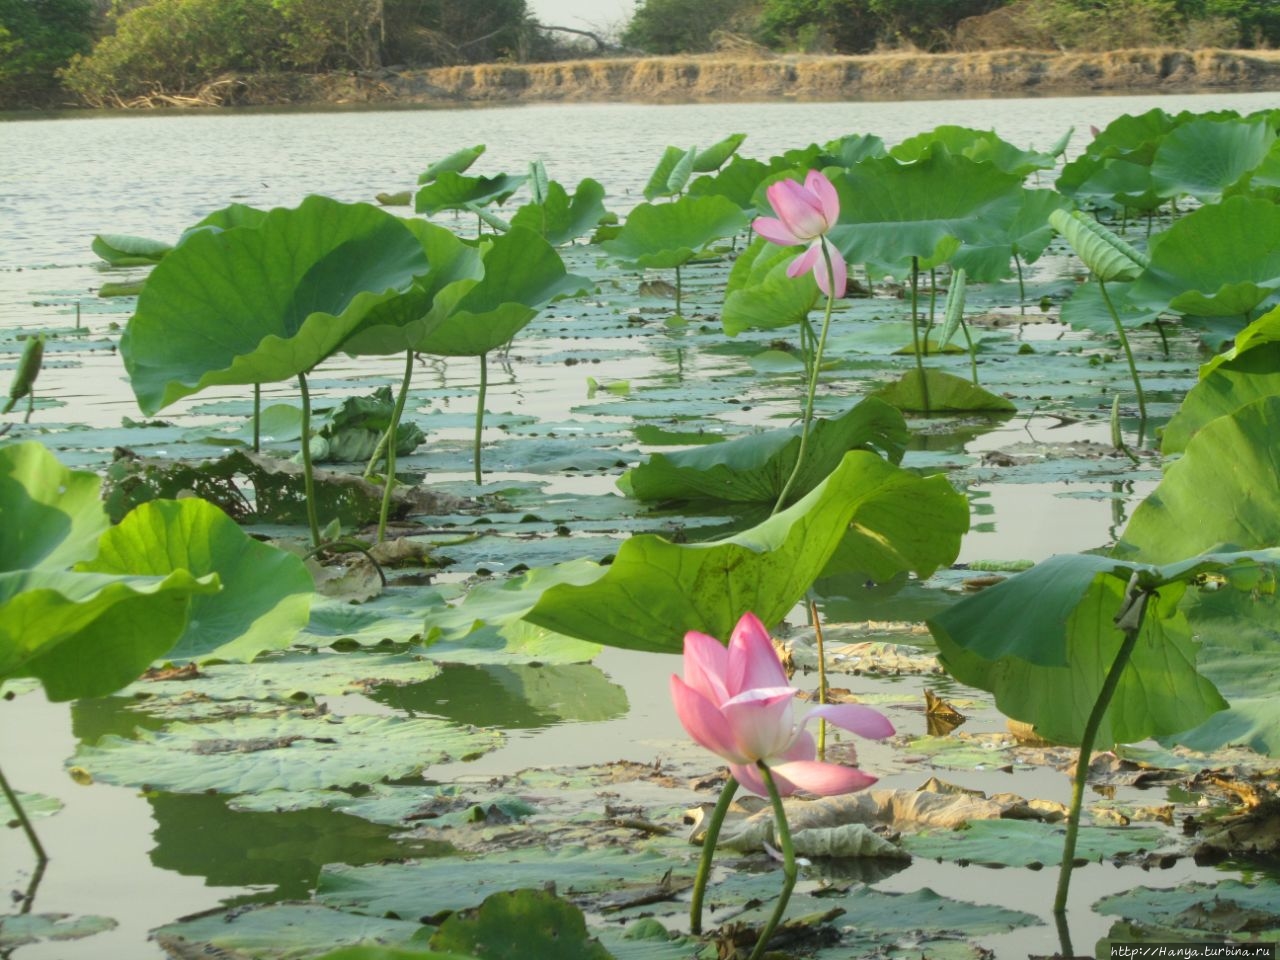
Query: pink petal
682 630 730 704
778 728 817 763
770 760 878 796
805 703 895 740
728 761 769 797
722 686 798 761
726 612 788 694
753 215 802 247
670 675 750 763
767 179 827 240
815 247 848 299
804 169 840 227
786 243 821 281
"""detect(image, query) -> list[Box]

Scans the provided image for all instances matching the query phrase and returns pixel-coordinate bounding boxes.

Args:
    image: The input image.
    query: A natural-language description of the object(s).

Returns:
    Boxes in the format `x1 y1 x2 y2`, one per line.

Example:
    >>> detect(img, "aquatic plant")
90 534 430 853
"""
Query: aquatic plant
671 612 892 957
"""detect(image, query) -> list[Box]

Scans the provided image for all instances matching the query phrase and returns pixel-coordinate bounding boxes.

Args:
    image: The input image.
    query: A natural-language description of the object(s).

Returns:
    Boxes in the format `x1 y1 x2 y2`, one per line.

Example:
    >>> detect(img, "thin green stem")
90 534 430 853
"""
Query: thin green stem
0 762 48 866
1015 253 1026 316
473 351 488 486
297 372 322 549
960 319 979 386
675 264 683 319
1098 278 1147 423
771 239 837 515
748 762 797 960
810 599 827 760
1053 577 1149 915
252 383 261 453
909 256 930 414
377 349 416 543
690 775 739 936
363 427 389 480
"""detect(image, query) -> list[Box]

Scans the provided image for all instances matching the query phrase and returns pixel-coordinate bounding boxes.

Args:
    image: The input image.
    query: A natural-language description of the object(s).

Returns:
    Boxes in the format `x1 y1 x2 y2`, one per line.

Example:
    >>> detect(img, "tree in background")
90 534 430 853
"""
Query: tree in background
0 0 95 105
382 0 534 66
621 0 756 53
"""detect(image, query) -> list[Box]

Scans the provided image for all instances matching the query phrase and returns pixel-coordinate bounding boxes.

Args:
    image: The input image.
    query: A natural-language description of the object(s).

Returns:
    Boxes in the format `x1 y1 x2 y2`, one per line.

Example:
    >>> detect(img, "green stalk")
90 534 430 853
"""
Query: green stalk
909 256 930 413
376 349 415 543
252 383 261 453
1015 253 1026 316
1053 575 1149 916
748 762 797 960
960 319 979 386
1098 278 1147 423
473 351 488 486
297 372 322 549
690 775 739 936
0 762 48 867
771 239 837 515
811 599 828 760
363 427 389 480
675 264 683 319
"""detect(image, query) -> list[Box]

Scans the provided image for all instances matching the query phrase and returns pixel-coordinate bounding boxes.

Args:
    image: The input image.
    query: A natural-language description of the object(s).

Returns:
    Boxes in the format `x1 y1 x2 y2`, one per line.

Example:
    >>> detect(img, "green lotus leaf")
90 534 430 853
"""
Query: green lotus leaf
871 369 1017 413
642 144 696 200
417 227 586 357
601 195 748 271
420 144 486 182
340 217 485 356
0 913 118 948
524 450 964 652
930 559 1228 748
951 188 1070 280
1150 116 1276 203
509 177 608 246
1058 156 1164 212
154 904 431 960
191 202 270 232
936 268 967 350
73 713 504 794
693 133 747 173
1048 209 1149 283
78 497 313 664
890 125 1057 178
687 154 771 212
1162 306 1280 453
1095 880 1280 939
430 889 612 960
828 146 1026 268
414 171 525 215
721 237 819 335
902 819 1166 867
122 195 432 414
1128 195 1280 318
1 567 218 700
617 397 908 504
824 132 887 166
91 233 172 266
1 440 108 571
1059 280 1160 336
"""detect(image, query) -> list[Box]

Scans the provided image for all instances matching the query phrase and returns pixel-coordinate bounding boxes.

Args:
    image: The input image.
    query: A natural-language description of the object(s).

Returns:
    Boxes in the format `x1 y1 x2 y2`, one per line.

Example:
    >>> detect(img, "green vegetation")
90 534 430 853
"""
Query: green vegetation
0 0 94 105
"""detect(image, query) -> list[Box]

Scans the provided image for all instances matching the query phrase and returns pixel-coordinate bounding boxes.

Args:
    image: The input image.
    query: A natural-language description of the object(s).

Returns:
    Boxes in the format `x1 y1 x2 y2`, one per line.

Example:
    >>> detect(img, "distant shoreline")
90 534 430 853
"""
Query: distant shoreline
51 47 1280 110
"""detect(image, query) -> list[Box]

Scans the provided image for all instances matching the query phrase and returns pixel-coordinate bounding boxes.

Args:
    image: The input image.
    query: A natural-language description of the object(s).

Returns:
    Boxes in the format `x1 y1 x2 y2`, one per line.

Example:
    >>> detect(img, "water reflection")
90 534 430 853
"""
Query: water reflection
370 661 628 729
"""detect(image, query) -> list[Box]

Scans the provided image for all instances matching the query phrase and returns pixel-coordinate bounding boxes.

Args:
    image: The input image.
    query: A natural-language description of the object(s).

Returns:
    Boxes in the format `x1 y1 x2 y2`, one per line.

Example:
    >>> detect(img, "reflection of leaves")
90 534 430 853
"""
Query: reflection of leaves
430 889 613 960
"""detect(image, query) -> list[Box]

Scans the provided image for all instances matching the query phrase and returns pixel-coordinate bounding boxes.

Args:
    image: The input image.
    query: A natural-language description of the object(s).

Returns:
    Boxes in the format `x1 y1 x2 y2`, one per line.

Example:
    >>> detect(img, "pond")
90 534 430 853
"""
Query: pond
2 90 1279 960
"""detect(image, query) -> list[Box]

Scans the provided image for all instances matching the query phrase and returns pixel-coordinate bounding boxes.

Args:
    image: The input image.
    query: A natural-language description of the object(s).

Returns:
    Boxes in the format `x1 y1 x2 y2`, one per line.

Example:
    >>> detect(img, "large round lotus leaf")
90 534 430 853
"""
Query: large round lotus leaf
524 451 964 652
1150 116 1276 203
1128 195 1280 318
1161 306 1280 453
687 155 771 212
122 195 431 414
1119 395 1280 563
429 889 612 960
2 567 218 700
890 125 1057 177
0 441 108 571
827 145 1026 268
601 195 747 270
950 187 1069 280
417 227 586 357
1095 879 1280 936
73 713 504 794
509 178 608 247
721 237 819 335
79 498 312 664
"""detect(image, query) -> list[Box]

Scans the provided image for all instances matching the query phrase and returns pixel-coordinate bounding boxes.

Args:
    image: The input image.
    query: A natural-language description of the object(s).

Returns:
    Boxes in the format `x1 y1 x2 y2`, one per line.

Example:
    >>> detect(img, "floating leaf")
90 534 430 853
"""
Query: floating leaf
429 889 613 960
74 713 504 794
903 818 1166 867
1095 879 1280 937
91 233 172 266
871 369 1016 413
0 913 118 948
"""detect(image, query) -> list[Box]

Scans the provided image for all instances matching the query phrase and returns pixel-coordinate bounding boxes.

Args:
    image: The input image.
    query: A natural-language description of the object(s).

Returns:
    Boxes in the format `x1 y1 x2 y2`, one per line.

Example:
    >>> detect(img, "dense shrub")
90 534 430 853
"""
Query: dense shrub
0 0 94 105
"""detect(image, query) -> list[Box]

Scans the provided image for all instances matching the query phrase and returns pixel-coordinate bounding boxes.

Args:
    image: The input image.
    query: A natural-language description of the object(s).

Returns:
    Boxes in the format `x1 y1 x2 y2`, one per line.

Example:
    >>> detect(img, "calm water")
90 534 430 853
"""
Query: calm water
1 92 1276 960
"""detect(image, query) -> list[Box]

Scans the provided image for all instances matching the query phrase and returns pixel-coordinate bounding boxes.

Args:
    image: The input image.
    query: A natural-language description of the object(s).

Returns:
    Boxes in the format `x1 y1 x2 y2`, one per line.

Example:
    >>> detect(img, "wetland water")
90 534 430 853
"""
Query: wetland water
2 91 1278 959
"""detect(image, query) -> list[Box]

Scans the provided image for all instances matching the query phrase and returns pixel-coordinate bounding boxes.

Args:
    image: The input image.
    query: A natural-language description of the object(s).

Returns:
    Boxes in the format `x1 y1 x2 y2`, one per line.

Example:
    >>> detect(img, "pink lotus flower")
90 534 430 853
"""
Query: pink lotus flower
670 612 892 797
753 170 848 299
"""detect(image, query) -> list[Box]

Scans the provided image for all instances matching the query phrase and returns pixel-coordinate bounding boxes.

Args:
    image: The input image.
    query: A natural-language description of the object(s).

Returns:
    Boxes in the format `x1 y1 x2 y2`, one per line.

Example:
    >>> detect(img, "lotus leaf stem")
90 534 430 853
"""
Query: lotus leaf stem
690 774 739 936
960 319 980 386
0 763 48 868
375 350 416 543
1053 573 1149 917
772 238 837 514
474 351 488 486
810 599 828 760
909 257 931 414
1015 253 1026 315
1097 278 1147 423
297 372 322 548
252 383 261 453
675 264 683 319
748 761 797 960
